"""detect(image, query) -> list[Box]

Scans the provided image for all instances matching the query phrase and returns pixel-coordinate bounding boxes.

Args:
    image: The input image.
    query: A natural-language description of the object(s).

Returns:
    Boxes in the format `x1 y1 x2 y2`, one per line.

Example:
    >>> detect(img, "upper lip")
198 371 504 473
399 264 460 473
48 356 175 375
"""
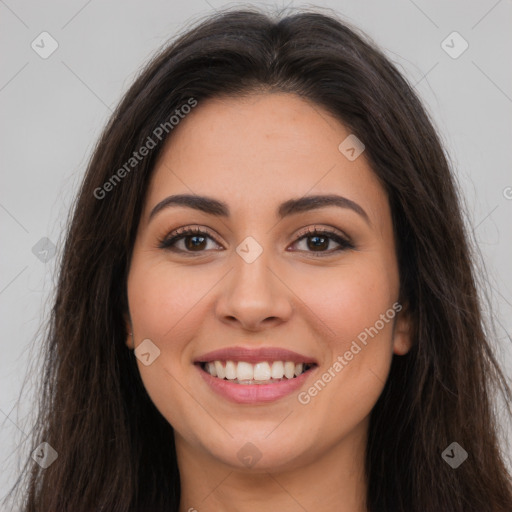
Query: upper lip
194 346 318 365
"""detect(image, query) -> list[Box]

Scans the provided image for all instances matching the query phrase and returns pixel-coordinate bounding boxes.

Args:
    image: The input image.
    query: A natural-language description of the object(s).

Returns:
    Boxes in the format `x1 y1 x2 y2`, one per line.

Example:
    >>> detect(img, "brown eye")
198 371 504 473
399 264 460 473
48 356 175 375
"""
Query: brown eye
305 234 330 251
290 228 354 256
158 227 222 253
183 234 207 251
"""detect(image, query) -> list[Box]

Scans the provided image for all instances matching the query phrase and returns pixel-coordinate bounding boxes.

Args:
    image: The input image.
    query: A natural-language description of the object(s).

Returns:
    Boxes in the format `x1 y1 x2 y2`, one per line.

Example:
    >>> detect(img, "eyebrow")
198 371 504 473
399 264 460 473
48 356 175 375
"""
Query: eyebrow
148 193 370 225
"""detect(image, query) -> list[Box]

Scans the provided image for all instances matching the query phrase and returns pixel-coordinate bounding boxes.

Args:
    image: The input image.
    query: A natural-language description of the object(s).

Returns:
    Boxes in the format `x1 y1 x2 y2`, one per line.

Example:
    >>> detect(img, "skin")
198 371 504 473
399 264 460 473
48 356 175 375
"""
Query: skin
125 92 412 512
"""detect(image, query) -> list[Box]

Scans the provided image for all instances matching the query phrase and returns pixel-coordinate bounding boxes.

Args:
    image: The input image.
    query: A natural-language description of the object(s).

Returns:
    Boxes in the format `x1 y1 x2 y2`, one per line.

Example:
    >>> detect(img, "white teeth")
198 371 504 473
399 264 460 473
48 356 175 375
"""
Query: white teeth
236 361 254 381
225 360 237 380
271 361 284 379
206 362 217 377
284 361 295 379
214 361 225 379
253 362 271 381
203 360 313 381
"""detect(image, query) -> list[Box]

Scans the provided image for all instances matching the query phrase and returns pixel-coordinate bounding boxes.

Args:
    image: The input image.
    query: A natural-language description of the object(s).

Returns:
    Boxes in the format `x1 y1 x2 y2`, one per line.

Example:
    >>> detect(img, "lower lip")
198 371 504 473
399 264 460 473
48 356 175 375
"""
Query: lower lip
196 364 316 404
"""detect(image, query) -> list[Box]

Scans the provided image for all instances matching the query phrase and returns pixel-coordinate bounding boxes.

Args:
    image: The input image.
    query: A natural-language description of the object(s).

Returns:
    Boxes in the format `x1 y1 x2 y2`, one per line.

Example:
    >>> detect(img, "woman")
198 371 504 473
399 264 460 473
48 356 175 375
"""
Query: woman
8 5 512 512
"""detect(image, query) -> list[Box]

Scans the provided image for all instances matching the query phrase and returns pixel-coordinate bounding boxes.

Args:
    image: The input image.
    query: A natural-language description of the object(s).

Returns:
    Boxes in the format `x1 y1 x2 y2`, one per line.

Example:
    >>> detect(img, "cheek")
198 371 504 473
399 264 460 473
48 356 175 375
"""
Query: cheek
126 257 219 410
295 260 397 346
127 258 210 345
293 262 397 425
126 260 201 433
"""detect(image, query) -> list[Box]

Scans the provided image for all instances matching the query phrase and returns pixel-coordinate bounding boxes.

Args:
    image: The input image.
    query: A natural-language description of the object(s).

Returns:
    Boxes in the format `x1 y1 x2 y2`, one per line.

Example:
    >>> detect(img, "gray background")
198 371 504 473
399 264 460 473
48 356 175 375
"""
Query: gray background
1 0 511 504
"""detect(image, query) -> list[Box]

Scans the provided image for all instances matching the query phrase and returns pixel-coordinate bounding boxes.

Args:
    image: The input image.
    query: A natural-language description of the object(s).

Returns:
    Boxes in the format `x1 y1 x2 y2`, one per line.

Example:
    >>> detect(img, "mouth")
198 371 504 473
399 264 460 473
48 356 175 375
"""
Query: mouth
193 346 319 403
197 360 317 385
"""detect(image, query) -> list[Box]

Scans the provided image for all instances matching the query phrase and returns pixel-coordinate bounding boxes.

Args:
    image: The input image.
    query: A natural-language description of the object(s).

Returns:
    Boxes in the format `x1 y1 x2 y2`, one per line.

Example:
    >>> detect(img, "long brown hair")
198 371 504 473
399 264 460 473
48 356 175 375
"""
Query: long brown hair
6 5 512 511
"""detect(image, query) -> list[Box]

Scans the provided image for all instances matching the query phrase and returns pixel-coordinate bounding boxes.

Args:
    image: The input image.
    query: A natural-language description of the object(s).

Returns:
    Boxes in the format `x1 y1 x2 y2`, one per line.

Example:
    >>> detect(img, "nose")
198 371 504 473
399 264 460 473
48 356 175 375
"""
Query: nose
215 246 293 332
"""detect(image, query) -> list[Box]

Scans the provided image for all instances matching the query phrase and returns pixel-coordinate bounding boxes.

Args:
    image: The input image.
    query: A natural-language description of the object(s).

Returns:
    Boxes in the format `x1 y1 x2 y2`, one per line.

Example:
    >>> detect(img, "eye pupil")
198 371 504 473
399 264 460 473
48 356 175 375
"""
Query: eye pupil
308 235 328 250
160 228 351 256
185 235 207 250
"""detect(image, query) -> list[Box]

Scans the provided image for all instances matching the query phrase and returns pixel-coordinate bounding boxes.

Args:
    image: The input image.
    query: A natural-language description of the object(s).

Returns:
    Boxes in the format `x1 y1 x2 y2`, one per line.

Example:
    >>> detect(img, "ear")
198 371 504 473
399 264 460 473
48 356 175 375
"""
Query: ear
392 302 413 355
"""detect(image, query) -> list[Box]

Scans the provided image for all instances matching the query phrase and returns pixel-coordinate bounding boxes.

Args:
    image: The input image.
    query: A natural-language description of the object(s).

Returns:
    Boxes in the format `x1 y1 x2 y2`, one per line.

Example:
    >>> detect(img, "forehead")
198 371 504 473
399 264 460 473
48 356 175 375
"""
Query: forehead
144 92 388 228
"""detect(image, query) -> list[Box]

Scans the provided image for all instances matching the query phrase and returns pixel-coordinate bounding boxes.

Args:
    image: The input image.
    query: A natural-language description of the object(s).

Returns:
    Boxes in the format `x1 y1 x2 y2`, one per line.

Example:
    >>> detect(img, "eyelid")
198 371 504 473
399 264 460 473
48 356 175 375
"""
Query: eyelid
292 224 352 244
157 224 354 254
157 225 223 250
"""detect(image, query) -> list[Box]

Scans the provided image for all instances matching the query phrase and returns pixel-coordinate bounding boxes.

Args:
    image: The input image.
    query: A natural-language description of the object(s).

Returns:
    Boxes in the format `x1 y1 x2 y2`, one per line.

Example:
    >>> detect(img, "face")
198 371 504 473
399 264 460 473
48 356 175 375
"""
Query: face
125 92 411 473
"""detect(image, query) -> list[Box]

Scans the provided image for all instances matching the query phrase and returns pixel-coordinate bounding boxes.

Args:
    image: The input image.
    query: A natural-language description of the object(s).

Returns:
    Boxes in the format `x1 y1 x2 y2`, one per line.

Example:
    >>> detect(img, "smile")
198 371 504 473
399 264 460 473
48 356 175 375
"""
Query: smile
200 360 315 384
194 346 318 403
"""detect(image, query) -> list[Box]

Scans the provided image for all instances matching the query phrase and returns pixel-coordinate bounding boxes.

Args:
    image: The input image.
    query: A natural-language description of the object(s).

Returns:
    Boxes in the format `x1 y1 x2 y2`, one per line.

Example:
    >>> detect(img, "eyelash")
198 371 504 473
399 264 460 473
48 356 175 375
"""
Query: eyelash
157 225 354 257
